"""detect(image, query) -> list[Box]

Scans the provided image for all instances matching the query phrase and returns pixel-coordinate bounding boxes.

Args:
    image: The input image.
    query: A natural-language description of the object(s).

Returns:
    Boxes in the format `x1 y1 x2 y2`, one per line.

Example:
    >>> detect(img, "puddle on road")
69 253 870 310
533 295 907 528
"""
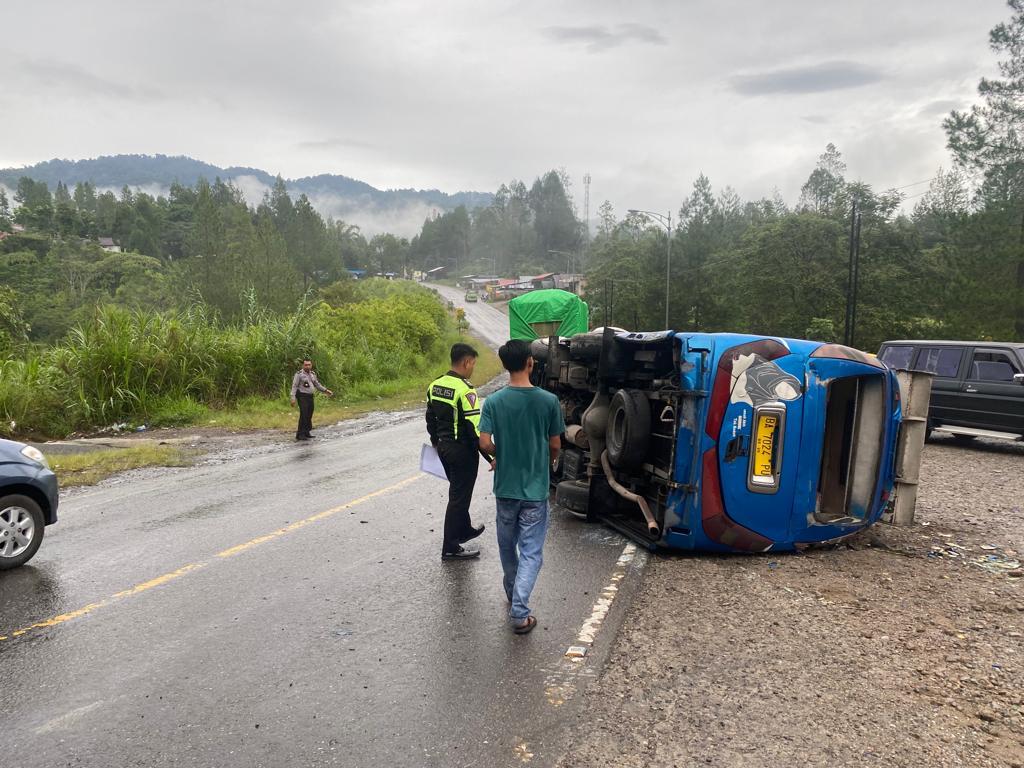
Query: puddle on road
0 562 66 621
137 497 239 531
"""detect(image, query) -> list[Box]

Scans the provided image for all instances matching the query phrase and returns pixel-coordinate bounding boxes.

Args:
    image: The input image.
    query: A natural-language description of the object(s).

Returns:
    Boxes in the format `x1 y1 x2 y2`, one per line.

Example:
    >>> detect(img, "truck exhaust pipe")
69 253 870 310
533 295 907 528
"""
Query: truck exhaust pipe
600 450 660 538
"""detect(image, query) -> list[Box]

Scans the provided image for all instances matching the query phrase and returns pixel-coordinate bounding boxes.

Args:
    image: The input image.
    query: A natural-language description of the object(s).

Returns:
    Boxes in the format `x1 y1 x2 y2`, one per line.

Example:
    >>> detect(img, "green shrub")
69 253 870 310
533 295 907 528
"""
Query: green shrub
0 281 456 438
145 395 207 427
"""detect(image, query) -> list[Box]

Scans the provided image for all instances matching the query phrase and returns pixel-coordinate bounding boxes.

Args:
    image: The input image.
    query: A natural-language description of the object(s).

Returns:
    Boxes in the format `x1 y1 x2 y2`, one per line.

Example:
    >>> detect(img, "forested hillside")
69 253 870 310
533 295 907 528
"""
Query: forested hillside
1 176 375 340
583 151 1020 351
0 154 492 236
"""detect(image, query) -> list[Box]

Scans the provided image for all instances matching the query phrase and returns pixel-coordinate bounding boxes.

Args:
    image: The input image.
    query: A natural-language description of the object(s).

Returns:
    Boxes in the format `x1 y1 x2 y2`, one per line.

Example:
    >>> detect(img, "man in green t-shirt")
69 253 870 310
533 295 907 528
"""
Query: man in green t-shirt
479 339 564 634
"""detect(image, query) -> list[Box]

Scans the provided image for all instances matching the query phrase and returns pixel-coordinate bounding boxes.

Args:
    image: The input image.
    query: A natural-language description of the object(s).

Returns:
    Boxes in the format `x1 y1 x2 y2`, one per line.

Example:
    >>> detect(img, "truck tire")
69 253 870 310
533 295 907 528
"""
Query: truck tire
555 480 590 520
606 389 650 470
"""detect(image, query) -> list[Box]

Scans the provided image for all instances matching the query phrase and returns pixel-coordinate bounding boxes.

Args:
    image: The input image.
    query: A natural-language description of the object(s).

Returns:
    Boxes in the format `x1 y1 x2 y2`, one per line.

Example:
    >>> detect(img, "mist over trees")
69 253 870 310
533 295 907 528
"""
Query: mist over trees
408 170 581 276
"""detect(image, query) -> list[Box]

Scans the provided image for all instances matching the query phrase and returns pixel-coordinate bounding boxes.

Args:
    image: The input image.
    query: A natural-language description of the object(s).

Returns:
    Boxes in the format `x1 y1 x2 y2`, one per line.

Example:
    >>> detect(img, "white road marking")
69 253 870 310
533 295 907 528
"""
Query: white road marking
544 541 647 708
572 542 638 647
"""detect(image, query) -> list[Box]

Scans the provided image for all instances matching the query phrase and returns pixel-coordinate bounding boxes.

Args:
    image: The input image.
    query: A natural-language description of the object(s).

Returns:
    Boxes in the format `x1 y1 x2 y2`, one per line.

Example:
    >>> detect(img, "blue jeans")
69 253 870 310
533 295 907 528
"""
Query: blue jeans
495 497 550 622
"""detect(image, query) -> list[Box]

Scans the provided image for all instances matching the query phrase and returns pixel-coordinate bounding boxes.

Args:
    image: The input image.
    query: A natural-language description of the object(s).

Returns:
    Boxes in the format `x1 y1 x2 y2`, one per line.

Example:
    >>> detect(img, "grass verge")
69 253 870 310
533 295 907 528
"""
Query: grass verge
196 332 503 432
46 445 196 488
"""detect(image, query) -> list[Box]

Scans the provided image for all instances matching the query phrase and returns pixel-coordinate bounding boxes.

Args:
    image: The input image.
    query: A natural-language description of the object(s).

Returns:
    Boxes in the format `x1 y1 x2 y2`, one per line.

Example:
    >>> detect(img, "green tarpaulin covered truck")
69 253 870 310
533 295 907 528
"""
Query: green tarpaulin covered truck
508 289 589 340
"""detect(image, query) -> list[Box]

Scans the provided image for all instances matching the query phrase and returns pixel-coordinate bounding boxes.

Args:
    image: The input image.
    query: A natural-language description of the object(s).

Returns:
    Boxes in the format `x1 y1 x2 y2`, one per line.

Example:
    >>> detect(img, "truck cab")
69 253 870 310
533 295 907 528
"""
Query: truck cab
537 329 902 552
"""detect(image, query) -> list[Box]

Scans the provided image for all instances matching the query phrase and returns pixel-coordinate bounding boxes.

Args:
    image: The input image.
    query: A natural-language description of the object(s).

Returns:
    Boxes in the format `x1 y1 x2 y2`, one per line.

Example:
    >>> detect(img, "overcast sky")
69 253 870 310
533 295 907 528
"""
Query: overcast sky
0 0 1008 220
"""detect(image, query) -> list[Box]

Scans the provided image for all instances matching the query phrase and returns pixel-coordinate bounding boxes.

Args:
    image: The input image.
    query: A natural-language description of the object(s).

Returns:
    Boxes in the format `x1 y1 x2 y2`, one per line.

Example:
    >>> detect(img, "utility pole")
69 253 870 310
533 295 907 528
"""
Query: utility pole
628 209 672 328
583 172 591 251
843 200 862 347
851 210 862 348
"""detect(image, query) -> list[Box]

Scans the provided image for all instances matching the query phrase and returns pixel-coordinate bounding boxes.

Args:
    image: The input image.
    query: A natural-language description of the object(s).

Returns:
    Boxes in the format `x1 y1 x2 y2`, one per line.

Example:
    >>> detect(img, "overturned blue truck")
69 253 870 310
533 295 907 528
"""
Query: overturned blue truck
534 328 903 552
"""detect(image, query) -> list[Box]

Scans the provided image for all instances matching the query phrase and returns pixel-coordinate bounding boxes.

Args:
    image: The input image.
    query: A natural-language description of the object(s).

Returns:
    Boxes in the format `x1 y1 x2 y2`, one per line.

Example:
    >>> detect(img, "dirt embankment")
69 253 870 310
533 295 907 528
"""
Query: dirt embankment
558 435 1024 768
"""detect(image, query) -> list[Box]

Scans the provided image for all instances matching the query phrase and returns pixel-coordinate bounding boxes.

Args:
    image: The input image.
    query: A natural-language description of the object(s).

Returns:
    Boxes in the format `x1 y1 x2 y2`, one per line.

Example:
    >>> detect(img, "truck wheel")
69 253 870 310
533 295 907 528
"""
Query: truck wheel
555 480 590 520
606 389 651 470
0 495 45 571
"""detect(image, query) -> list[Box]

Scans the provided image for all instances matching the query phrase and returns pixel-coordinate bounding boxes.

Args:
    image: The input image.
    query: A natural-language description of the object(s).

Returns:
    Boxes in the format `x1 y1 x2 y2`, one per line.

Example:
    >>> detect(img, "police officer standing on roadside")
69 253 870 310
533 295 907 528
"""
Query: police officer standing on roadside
426 343 494 560
291 358 333 440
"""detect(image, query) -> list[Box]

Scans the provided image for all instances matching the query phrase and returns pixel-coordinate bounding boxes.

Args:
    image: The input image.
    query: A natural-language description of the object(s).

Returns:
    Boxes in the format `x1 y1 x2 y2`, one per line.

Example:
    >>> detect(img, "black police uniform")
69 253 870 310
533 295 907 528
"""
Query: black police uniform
425 370 491 555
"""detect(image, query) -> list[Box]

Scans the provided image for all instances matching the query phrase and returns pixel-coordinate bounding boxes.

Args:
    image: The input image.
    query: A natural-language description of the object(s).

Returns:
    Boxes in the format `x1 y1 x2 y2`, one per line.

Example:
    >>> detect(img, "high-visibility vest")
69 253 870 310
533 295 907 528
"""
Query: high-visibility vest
426 373 481 443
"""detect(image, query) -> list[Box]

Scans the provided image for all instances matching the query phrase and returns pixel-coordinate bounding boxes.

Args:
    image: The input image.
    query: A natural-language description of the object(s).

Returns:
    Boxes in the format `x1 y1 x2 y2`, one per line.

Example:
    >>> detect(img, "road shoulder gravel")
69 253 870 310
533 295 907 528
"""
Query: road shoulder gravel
556 435 1024 768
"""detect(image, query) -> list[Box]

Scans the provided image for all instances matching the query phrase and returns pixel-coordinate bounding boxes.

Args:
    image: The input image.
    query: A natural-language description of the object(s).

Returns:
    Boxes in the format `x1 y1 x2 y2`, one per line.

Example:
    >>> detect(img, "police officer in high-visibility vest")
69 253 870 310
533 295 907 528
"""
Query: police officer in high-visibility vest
426 343 494 560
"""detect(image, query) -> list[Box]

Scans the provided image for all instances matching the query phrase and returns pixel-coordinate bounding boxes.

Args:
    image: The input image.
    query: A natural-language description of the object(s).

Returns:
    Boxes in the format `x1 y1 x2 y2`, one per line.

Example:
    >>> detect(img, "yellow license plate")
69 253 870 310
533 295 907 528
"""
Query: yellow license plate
752 413 778 477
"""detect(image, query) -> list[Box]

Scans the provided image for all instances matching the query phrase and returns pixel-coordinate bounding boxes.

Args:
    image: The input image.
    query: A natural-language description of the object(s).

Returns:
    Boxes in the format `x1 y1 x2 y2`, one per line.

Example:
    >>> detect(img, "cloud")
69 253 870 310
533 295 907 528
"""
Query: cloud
17 60 164 102
543 23 667 52
296 137 377 152
300 192 441 238
730 61 883 95
801 115 828 124
95 183 172 200
918 99 961 117
230 175 273 207
81 175 429 237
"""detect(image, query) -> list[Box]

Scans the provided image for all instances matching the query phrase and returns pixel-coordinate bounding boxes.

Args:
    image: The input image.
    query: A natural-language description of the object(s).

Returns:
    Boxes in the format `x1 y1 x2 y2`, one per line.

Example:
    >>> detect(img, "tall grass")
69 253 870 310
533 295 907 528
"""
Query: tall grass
0 280 455 438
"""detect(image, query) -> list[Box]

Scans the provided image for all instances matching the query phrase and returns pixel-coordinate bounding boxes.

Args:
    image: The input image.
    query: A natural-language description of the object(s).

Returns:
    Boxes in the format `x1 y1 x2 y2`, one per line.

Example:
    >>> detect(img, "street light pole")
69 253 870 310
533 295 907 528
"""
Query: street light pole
628 209 672 328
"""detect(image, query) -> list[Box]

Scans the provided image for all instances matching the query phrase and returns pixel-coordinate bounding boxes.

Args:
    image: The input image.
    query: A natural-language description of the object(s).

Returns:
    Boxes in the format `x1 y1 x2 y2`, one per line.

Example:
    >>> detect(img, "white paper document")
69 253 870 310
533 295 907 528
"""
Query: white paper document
419 443 447 480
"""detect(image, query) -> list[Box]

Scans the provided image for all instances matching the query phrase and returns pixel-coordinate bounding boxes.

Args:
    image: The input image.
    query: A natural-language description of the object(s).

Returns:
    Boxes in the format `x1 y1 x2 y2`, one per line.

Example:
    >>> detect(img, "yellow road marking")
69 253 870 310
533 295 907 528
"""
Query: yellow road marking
0 474 423 642
5 600 110 640
112 563 207 598
215 474 421 558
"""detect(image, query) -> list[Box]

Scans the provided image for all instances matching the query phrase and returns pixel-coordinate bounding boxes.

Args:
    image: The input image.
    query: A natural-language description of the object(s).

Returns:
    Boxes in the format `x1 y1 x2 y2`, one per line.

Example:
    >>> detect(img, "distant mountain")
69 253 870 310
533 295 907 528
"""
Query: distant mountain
0 154 493 236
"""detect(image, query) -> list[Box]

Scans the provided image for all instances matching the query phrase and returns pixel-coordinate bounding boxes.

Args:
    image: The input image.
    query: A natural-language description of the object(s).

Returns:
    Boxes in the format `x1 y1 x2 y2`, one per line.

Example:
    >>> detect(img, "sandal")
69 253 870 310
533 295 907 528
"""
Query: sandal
513 616 537 634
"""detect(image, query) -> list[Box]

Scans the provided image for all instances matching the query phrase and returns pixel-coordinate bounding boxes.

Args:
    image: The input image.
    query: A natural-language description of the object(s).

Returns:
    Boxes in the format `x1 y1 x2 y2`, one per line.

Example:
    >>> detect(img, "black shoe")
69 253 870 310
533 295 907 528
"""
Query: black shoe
305 432 315 438
459 524 485 543
295 435 309 441
441 546 480 561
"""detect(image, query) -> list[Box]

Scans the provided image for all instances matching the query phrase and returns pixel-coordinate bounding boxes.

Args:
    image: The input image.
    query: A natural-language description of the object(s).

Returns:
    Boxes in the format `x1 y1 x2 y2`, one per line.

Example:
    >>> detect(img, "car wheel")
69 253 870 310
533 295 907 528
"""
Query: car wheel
0 494 45 570
555 480 590 520
606 389 651 470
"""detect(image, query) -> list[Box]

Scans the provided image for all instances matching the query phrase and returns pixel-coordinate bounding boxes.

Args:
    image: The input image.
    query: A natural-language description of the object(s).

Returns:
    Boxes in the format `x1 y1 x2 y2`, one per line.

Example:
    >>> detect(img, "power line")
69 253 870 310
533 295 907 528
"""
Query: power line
886 177 938 191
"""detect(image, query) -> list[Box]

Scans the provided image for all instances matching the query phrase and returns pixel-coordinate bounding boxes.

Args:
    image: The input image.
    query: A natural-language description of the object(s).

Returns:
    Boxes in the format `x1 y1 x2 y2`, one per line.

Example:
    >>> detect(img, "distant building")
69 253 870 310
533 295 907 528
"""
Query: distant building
554 273 586 295
98 237 122 253
530 272 557 290
466 276 500 290
347 268 367 279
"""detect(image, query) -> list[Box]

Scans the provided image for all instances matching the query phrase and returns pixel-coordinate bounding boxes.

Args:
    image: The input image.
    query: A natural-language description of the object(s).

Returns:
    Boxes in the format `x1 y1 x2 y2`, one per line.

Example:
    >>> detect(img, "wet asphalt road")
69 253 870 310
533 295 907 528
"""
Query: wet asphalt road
0 289 646 768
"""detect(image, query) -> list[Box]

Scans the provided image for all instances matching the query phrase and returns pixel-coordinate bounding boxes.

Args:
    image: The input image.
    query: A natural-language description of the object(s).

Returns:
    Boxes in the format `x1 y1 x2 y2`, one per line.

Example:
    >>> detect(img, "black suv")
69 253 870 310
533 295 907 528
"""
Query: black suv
0 438 59 569
878 340 1024 440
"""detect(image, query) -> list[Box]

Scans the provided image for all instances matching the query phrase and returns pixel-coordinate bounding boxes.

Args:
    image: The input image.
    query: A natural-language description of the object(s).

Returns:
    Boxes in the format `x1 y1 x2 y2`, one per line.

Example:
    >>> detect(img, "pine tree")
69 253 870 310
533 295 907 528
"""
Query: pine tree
945 0 1024 337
